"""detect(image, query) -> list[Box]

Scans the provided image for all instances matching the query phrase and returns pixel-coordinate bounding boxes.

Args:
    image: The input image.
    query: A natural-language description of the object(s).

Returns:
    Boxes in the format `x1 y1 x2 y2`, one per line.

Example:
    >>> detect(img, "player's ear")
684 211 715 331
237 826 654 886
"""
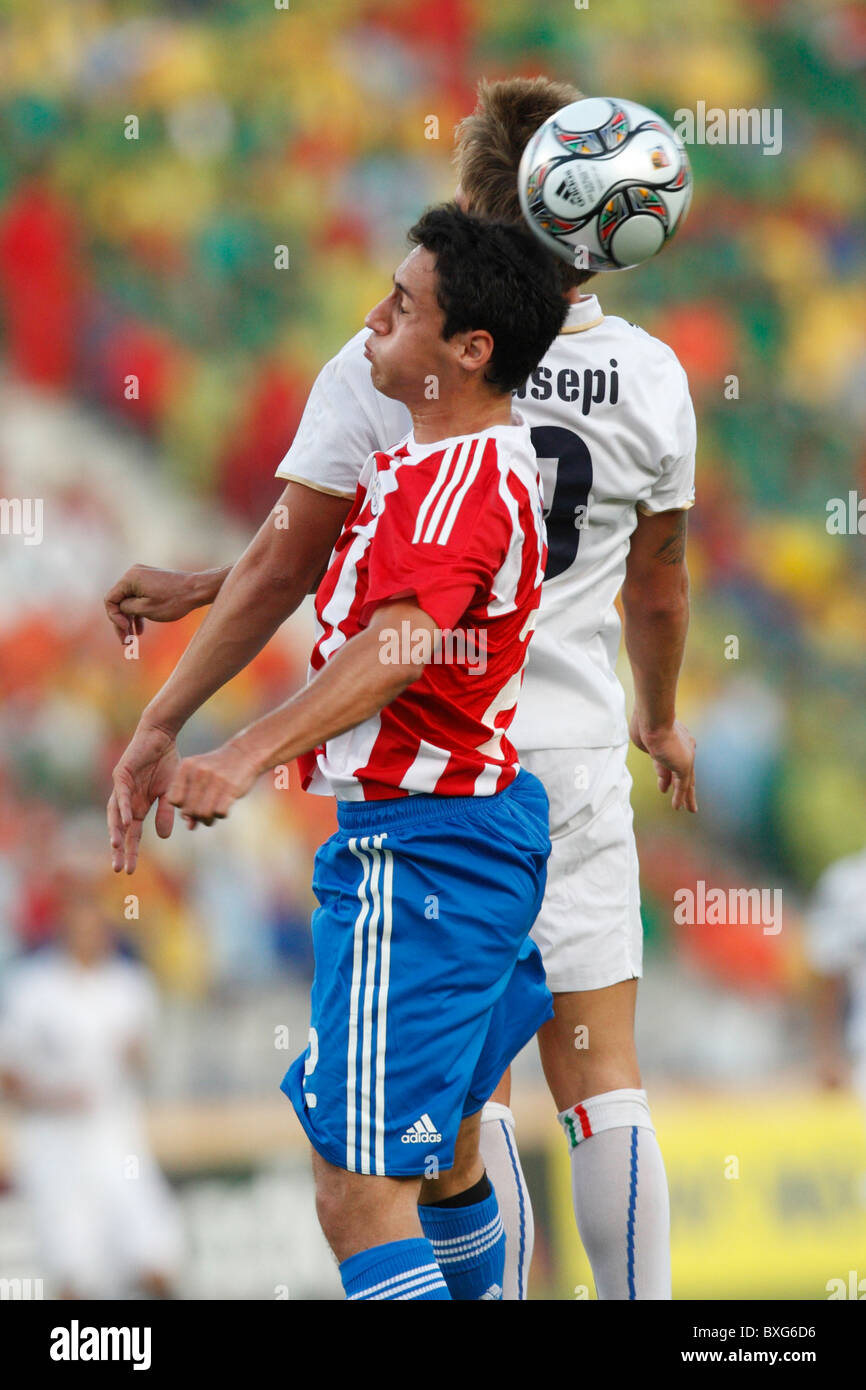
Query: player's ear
458 329 495 376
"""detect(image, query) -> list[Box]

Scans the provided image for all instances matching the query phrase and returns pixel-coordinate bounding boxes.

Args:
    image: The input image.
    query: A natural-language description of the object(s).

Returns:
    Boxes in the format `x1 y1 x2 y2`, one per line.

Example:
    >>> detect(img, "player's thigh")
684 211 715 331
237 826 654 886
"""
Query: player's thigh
537 979 641 1111
312 1148 422 1260
520 744 643 994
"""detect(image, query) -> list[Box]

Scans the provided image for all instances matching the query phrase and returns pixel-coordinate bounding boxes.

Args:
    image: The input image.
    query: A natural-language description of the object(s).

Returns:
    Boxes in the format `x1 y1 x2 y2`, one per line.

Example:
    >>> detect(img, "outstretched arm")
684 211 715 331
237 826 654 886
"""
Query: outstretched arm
108 481 351 873
105 563 231 643
134 601 438 855
143 482 351 738
622 507 696 812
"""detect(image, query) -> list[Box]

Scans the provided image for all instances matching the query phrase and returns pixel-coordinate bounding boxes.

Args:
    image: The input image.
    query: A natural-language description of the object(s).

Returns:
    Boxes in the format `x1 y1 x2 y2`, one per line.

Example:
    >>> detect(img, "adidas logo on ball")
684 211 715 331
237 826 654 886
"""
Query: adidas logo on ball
401 1114 442 1144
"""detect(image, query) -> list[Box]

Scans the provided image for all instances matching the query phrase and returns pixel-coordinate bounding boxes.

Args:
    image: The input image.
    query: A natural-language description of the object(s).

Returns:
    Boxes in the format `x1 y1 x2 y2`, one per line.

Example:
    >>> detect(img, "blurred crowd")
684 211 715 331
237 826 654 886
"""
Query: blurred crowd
0 0 864 1074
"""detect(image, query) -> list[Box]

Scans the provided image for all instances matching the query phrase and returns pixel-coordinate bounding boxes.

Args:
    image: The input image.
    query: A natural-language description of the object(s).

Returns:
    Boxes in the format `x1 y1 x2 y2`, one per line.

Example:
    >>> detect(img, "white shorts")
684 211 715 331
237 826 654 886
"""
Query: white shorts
520 744 642 993
13 1112 183 1295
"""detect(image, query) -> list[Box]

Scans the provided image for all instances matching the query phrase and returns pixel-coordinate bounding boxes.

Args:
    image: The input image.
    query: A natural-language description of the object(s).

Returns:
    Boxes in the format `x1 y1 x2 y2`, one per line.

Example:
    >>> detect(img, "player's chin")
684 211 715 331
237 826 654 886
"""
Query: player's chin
369 363 401 400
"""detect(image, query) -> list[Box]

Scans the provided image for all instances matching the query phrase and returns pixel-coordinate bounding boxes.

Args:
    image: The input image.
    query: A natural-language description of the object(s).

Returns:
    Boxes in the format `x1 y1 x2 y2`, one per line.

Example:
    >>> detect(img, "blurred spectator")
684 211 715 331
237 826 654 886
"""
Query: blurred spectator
0 875 183 1298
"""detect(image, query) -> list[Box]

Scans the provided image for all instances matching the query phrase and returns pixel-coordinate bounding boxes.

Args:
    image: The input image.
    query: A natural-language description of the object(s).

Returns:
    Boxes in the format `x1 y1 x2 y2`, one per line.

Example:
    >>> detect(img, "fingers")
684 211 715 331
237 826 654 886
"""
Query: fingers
105 598 133 644
168 761 234 826
654 761 672 794
108 791 125 873
119 596 152 618
154 793 175 841
114 775 133 830
122 816 144 874
669 765 698 813
108 789 144 875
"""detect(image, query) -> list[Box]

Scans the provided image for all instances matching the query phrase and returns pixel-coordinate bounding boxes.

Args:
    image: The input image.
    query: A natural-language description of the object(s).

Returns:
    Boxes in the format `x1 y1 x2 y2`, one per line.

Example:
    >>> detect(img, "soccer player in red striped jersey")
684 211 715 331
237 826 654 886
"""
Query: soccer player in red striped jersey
111 207 568 1300
107 77 697 1301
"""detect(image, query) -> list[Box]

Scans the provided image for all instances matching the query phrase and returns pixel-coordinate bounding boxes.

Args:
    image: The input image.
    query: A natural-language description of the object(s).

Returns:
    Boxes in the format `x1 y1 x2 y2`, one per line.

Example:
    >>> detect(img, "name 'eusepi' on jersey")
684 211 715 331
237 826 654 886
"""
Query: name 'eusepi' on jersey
276 293 696 752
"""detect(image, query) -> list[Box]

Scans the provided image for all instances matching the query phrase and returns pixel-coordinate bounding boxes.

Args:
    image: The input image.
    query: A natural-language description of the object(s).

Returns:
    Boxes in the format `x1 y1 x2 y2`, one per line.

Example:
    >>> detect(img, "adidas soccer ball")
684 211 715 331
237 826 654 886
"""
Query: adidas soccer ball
518 96 692 272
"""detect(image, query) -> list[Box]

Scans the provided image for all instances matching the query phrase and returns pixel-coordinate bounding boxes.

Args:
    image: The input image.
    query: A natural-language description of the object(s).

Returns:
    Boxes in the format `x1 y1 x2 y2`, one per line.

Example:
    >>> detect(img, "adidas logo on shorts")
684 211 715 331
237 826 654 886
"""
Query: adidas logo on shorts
401 1114 442 1144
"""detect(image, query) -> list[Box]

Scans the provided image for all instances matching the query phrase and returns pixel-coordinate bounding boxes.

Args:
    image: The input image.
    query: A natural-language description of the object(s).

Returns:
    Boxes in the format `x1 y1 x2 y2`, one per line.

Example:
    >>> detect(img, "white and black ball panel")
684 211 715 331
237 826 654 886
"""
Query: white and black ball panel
540 158 608 226
518 95 692 271
608 214 667 267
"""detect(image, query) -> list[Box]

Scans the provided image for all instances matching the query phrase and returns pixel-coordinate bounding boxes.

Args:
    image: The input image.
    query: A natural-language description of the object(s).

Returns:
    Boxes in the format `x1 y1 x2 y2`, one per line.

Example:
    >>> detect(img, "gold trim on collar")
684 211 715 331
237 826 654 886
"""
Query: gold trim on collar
559 314 605 335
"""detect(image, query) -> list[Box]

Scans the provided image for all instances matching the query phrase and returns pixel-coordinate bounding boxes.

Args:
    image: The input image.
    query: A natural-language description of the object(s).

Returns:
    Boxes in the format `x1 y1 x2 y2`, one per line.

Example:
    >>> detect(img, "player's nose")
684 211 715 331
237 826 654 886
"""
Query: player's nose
364 293 391 334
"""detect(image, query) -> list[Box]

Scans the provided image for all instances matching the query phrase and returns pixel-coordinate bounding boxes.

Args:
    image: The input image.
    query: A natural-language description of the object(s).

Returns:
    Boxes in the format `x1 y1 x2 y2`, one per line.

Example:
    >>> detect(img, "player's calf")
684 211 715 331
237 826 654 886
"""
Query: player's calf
417 1112 506 1301
538 987 671 1300
312 1153 451 1301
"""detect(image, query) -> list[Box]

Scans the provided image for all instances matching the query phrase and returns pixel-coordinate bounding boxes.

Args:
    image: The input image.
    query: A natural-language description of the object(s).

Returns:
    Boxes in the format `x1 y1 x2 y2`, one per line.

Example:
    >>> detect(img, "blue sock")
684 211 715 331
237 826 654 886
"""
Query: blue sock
418 1187 505 1300
339 1237 451 1301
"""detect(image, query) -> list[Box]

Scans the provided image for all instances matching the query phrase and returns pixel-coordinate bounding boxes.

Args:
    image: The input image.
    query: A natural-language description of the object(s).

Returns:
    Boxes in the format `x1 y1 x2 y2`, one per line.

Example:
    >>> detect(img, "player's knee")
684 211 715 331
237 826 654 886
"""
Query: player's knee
541 1026 641 1108
314 1167 353 1249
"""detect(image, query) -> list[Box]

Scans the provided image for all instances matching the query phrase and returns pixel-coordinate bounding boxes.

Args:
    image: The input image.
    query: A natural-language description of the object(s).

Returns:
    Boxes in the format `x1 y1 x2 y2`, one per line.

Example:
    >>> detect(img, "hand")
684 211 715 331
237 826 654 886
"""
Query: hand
167 742 259 827
109 723 181 874
104 565 207 644
629 712 697 812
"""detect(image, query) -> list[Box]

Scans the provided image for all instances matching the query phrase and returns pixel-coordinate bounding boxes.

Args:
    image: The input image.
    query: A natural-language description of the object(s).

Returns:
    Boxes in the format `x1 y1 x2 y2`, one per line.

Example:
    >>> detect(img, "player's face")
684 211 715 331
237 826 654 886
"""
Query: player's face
363 247 452 405
64 899 113 965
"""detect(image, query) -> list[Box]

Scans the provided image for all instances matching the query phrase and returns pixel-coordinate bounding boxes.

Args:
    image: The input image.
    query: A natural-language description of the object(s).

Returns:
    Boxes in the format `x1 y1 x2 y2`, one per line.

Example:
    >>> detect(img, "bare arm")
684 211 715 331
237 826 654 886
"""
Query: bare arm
105 564 231 642
622 508 696 811
108 482 351 872
143 482 351 738
164 600 439 829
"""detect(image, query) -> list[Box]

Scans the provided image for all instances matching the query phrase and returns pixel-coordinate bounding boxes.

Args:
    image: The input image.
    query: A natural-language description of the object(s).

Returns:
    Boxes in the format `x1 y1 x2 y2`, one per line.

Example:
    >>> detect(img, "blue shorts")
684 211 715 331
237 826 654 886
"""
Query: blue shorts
282 769 553 1177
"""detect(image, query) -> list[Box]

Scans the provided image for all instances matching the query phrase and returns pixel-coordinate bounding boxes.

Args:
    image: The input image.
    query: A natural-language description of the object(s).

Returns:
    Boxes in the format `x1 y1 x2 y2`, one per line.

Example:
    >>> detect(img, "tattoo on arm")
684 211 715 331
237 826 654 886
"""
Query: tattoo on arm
654 512 688 566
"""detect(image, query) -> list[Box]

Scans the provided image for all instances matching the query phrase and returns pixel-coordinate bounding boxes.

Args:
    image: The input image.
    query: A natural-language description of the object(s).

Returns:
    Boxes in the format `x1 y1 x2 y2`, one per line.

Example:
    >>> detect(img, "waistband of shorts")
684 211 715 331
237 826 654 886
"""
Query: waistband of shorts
335 769 533 833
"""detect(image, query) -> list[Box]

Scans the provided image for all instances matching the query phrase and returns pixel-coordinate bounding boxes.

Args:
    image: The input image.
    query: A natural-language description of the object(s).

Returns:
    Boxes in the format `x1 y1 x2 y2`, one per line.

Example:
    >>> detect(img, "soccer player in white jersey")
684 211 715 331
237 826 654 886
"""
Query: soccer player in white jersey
0 880 182 1298
105 77 697 1300
806 848 866 1119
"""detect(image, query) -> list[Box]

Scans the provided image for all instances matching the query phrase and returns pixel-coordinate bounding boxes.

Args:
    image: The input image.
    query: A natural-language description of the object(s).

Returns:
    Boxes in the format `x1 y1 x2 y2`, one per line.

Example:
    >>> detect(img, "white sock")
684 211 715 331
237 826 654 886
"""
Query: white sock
479 1101 534 1300
558 1088 671 1300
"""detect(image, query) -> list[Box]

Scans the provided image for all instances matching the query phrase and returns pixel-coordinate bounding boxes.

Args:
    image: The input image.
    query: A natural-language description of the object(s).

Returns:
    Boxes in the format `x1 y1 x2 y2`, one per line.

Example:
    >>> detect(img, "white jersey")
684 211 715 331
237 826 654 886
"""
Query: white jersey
0 948 182 1294
277 294 696 749
805 851 866 1059
0 949 158 1114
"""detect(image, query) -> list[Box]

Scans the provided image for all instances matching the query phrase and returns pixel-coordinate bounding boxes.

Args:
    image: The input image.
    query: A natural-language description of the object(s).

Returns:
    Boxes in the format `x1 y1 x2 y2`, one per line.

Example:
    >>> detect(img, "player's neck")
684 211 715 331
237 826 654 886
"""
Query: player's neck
409 391 513 445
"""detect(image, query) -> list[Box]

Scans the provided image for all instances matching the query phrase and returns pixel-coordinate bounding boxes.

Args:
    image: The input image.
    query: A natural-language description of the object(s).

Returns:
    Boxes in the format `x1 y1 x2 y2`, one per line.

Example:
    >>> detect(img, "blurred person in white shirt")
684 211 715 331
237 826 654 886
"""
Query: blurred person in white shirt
807 849 866 1125
0 881 182 1298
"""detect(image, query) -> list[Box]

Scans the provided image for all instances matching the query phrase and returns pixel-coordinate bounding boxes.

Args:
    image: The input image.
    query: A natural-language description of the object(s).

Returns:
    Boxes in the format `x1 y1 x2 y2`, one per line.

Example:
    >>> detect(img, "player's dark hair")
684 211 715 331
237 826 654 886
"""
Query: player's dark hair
454 76 594 292
408 204 569 395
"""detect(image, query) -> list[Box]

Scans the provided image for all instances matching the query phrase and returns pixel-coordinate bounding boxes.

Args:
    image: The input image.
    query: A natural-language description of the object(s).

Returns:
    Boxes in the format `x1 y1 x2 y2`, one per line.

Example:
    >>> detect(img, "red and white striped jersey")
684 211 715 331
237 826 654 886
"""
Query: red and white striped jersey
299 411 547 801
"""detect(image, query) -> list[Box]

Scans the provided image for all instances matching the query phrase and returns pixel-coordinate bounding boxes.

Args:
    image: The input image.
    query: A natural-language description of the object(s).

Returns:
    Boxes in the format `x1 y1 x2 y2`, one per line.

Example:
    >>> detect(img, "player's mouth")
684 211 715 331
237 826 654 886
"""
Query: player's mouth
363 338 375 363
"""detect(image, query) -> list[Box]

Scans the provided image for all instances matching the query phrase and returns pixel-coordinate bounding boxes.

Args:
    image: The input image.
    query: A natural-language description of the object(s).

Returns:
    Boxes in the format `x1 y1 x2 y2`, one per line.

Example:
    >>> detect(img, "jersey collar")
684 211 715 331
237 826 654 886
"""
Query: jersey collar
399 407 528 457
559 295 604 335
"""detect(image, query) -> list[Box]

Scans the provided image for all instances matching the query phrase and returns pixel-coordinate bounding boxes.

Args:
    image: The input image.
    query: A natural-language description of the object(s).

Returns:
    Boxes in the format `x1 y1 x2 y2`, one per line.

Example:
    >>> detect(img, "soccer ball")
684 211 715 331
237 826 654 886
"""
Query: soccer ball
518 96 692 272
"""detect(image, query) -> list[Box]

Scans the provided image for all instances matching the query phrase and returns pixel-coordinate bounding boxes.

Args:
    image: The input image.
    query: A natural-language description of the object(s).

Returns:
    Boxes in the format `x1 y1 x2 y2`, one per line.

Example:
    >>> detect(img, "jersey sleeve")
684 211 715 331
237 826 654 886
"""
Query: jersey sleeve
361 455 510 633
276 332 411 499
638 364 697 515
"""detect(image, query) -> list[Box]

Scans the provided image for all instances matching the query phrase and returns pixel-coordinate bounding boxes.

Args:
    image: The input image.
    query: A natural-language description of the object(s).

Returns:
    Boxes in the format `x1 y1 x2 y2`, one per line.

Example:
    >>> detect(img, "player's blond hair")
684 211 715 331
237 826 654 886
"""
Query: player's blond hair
454 76 592 290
